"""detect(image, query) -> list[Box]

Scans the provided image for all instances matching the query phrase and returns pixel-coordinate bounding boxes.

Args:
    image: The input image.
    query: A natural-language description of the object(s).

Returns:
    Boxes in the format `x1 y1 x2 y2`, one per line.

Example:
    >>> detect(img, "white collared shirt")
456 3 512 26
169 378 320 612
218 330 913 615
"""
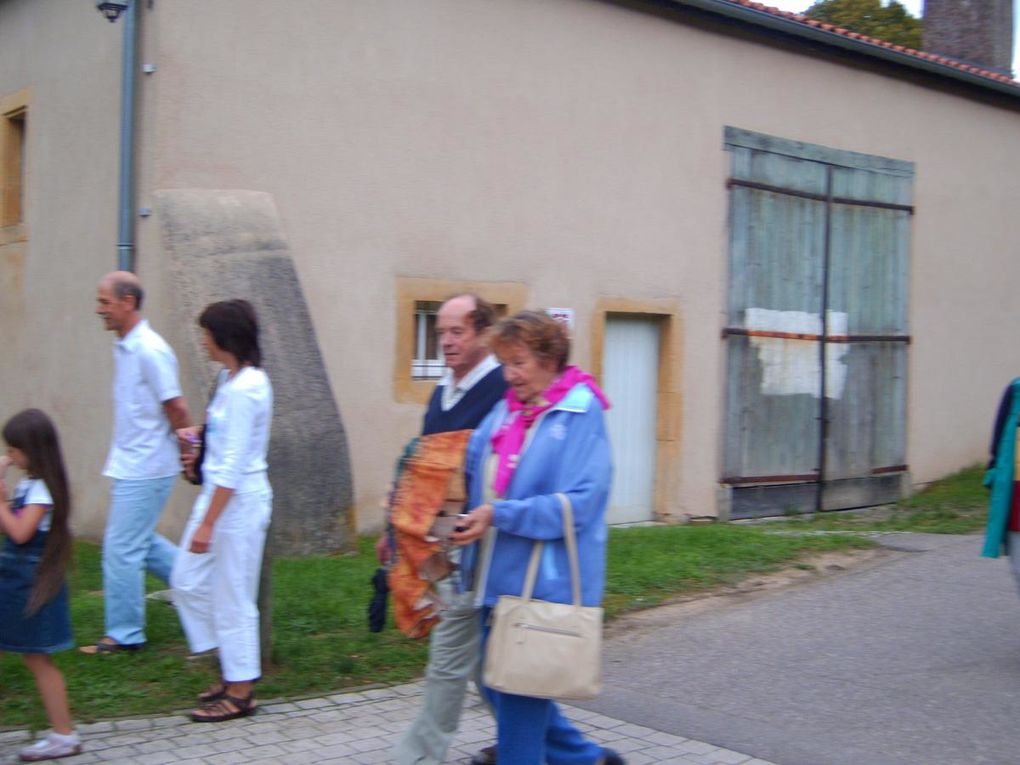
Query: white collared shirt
102 320 183 480
439 354 500 411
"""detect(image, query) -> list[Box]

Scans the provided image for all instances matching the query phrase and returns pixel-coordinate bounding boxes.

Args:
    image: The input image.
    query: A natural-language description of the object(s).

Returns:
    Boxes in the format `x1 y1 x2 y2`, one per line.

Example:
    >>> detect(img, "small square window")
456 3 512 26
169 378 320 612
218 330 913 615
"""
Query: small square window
412 300 445 379
1 103 27 229
410 300 514 378
394 278 527 404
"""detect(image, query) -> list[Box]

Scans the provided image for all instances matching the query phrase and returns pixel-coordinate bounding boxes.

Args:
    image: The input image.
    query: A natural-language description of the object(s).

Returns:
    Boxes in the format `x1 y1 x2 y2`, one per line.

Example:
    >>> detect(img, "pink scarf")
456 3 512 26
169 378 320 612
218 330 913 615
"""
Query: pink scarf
490 365 610 497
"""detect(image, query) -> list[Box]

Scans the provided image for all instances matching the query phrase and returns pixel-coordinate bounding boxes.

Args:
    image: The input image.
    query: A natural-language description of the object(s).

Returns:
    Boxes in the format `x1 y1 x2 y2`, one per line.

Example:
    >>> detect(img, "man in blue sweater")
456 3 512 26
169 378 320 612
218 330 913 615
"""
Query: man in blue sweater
392 294 506 765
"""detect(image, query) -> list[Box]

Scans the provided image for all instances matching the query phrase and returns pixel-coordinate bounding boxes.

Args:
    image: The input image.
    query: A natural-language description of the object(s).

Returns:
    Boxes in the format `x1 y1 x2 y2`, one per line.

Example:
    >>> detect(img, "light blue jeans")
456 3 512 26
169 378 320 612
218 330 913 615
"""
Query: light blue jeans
103 476 178 645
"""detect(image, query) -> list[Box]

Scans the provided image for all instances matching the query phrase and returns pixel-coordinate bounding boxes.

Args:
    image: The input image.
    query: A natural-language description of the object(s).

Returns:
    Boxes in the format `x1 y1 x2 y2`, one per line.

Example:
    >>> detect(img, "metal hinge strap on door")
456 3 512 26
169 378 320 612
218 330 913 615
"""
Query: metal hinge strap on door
726 178 915 213
721 328 911 343
721 465 909 484
721 473 818 485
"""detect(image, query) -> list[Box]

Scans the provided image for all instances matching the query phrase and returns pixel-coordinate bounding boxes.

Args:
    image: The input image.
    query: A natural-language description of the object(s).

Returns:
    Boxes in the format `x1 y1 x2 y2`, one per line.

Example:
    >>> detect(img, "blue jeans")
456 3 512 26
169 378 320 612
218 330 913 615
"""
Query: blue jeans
480 608 604 765
103 476 178 645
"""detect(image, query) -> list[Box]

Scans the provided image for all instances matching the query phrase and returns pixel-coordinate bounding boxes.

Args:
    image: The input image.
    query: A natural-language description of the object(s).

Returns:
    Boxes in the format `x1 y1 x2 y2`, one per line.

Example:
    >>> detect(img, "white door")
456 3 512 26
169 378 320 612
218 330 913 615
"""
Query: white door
603 315 660 524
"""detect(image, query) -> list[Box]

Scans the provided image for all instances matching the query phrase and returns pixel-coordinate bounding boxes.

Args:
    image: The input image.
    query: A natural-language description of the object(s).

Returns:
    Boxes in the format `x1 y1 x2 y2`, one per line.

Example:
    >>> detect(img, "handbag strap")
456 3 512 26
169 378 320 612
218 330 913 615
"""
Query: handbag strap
520 493 582 607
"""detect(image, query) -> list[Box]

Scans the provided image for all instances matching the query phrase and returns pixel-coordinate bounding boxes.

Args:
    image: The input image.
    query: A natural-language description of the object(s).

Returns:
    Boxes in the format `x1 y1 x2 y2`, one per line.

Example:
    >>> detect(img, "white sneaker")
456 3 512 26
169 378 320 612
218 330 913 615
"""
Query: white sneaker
18 731 81 762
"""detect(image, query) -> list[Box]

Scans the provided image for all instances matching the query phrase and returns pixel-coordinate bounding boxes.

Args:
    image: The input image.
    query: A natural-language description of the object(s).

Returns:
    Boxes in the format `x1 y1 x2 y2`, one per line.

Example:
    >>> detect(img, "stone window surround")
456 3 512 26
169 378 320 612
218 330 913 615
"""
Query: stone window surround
393 276 527 405
0 89 29 239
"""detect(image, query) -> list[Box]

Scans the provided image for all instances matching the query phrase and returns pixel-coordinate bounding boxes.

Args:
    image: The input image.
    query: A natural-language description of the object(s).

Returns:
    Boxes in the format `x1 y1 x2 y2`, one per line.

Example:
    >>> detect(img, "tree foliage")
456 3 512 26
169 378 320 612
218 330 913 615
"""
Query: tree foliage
804 0 923 50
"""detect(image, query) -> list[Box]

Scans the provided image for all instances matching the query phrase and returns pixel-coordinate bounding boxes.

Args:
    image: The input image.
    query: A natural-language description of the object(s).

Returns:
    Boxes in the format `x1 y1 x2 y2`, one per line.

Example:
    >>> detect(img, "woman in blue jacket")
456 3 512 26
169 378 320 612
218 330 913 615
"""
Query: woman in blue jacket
453 310 624 765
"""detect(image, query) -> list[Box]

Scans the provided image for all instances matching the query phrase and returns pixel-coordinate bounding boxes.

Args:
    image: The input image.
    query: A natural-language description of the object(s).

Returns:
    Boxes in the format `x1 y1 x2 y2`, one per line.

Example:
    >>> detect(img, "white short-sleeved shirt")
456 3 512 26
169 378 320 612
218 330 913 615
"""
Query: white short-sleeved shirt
202 366 273 493
102 319 183 480
439 354 500 412
11 477 54 533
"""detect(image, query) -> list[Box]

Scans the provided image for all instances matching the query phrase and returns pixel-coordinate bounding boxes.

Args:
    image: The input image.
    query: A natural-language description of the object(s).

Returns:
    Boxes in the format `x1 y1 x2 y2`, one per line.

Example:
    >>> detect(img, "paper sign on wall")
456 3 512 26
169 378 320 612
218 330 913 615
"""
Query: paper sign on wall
545 307 574 331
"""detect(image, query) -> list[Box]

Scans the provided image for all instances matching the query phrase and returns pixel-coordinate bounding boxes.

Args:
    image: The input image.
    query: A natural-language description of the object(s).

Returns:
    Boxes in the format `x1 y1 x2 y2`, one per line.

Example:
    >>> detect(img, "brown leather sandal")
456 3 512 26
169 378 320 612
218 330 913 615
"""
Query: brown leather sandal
190 692 256 723
197 681 226 703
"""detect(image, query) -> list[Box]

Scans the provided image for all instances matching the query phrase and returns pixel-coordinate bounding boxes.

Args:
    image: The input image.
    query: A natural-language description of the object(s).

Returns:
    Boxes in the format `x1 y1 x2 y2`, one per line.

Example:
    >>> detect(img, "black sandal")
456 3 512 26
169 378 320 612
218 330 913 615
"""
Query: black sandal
197 681 226 703
197 674 260 703
190 692 256 723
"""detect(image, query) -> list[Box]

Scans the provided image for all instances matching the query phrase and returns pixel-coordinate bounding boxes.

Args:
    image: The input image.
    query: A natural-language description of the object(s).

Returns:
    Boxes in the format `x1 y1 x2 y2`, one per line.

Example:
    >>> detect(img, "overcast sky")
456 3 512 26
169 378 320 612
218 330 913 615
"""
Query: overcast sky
764 0 1019 76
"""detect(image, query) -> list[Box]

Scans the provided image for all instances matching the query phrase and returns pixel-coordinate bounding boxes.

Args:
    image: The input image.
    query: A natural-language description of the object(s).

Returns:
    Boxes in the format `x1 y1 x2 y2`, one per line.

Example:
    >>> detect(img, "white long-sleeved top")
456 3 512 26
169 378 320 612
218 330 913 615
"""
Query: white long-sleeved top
202 366 273 493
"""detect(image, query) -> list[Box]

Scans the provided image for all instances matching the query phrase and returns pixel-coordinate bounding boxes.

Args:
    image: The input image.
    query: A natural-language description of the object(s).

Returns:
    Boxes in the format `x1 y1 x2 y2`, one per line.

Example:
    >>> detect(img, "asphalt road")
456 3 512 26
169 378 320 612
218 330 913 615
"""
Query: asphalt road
580 533 1020 765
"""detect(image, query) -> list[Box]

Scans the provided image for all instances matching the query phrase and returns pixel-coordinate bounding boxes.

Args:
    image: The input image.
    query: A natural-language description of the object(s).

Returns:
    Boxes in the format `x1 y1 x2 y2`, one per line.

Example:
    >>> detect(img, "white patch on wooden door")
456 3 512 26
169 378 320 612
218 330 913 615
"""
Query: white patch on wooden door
745 308 848 399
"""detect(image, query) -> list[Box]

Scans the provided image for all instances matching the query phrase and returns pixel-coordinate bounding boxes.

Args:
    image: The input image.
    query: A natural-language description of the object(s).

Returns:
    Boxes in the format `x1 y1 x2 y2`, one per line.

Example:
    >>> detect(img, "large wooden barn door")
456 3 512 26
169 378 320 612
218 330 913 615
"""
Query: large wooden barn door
722 128 914 519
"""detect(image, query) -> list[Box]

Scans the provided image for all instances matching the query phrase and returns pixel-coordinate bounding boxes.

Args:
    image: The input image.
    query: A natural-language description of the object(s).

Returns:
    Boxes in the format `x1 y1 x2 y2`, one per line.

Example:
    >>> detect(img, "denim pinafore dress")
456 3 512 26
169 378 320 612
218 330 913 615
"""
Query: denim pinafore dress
0 490 73 653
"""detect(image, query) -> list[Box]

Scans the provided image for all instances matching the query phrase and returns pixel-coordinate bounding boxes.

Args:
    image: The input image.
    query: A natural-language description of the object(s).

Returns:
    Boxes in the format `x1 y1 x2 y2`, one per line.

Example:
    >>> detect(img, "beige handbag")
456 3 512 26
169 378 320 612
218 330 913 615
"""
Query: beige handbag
483 493 603 700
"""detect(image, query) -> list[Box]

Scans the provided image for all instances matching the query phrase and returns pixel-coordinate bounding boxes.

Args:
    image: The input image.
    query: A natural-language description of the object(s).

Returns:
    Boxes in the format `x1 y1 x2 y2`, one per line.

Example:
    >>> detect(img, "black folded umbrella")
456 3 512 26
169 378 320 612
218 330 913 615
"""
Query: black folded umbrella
368 566 389 633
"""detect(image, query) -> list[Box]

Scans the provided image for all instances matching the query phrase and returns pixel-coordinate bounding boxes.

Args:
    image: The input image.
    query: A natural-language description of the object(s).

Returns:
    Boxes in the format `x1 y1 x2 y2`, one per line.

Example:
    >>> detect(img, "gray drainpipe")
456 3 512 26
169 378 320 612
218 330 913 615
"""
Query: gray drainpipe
116 0 139 272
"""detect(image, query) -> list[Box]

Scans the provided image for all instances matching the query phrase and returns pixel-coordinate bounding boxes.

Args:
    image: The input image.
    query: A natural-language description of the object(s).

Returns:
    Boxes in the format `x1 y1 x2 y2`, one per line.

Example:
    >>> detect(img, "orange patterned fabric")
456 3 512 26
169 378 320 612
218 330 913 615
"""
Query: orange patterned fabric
388 429 473 638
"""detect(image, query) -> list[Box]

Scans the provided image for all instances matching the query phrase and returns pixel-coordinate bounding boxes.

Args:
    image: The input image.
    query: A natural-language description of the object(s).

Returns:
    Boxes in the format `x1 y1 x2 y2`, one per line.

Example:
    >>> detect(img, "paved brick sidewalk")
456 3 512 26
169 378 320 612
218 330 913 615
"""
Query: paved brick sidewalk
1 682 776 765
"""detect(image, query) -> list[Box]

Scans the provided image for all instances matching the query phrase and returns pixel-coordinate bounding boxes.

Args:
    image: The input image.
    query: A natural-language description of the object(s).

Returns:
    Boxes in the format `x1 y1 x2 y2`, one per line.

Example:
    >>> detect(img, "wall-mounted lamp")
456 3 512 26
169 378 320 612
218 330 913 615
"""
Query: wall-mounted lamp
96 1 130 23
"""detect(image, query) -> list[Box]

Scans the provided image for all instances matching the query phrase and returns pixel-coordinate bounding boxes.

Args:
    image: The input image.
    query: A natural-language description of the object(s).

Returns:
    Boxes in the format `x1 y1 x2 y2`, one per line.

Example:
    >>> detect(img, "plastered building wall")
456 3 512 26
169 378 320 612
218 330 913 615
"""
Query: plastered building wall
3 0 1019 537
0 0 200 539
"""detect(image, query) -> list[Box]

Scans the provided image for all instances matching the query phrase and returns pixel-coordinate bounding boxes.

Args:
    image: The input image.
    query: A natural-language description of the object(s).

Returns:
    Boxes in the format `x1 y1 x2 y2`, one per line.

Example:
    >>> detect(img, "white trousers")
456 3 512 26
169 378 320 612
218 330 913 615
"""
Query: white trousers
170 485 271 682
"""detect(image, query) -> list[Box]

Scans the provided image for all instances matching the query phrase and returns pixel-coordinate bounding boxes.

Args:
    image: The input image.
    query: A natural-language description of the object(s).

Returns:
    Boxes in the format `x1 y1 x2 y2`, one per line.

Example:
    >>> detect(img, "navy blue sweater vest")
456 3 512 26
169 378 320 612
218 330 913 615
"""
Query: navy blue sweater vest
422 366 507 435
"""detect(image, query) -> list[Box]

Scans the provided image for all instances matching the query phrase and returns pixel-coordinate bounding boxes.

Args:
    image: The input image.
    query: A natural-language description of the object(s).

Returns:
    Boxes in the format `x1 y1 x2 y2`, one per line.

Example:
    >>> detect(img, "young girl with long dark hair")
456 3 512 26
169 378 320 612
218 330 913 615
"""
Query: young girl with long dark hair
0 409 80 761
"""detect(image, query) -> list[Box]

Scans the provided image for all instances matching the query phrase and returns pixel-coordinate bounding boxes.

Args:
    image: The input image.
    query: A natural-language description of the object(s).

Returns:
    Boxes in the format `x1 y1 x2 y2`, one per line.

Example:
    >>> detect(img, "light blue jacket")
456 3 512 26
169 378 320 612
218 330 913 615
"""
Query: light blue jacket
461 383 612 608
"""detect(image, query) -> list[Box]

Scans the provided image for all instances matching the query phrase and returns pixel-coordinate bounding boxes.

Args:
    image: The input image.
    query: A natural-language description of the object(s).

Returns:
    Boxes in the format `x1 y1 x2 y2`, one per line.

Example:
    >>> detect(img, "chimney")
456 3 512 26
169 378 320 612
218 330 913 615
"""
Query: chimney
923 0 1014 76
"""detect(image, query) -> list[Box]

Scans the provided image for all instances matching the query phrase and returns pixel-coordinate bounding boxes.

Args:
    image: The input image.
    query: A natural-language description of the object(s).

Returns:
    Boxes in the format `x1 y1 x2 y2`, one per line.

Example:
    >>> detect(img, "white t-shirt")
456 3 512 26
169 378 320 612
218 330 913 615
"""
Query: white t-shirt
102 319 183 480
202 366 273 493
11 477 53 533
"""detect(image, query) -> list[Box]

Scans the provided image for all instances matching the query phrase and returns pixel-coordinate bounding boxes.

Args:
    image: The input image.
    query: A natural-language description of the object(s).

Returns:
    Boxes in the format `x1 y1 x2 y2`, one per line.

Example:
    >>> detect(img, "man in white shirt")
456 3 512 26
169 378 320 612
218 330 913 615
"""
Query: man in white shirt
83 271 191 653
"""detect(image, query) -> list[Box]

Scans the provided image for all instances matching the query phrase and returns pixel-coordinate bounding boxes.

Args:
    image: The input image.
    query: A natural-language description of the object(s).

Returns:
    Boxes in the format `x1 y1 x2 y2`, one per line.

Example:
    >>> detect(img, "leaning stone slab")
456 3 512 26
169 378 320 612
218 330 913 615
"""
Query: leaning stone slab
154 189 354 555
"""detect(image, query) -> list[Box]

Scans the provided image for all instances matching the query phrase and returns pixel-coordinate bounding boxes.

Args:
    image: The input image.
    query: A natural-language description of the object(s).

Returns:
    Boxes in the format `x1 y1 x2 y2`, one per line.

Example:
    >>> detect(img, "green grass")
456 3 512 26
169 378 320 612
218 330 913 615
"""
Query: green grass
1 454 979 730
603 523 874 617
0 527 873 729
5 464 983 729
774 464 988 535
1 538 427 730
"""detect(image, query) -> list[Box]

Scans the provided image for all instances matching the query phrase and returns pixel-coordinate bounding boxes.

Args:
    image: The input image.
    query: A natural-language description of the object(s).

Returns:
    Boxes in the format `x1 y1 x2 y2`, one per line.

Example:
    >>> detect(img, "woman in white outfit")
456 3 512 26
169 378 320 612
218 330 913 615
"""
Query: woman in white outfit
171 299 273 723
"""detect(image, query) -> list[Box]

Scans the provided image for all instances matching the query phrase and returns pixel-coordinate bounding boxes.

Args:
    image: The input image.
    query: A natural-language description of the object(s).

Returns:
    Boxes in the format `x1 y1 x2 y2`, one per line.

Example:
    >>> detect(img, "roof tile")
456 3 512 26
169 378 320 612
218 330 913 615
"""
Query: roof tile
723 0 1018 86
